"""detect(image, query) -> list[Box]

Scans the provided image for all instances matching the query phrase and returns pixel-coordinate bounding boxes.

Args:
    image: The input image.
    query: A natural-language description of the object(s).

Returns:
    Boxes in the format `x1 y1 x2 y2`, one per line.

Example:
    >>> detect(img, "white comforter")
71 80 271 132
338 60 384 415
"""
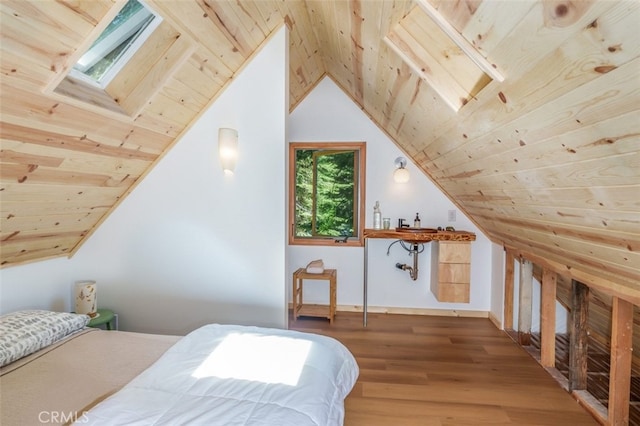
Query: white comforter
78 324 358 425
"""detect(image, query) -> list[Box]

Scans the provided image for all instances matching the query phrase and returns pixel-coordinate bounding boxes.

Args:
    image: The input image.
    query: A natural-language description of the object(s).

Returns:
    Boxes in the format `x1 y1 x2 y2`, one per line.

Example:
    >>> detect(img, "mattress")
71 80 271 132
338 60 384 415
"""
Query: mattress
1 323 358 426
78 324 359 425
0 328 180 426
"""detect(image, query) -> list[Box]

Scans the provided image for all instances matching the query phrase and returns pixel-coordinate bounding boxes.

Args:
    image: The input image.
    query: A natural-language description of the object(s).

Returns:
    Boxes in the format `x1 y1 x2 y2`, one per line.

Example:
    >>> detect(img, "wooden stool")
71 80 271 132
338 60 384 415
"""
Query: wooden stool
292 268 337 324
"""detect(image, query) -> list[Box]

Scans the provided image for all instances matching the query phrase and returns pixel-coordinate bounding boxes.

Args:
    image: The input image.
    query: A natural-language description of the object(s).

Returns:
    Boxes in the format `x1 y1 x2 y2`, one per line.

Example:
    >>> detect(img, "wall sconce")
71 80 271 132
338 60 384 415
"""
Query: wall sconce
393 157 410 183
219 128 238 175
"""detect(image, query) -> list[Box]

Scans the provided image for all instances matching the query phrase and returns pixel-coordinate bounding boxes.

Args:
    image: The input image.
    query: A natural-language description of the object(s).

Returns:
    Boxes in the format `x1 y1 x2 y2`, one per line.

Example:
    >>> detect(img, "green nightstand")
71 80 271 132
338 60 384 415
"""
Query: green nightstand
87 308 117 330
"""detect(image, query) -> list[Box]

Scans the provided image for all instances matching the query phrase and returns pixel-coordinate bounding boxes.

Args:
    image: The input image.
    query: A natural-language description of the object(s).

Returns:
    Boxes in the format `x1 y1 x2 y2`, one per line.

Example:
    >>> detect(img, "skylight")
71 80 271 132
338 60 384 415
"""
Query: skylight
384 2 503 112
71 0 161 88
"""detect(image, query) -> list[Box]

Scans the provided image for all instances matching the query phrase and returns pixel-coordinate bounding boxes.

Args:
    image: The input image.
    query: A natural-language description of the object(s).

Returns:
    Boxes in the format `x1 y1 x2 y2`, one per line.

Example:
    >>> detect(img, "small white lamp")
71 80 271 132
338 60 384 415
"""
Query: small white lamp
393 157 410 183
219 128 238 175
74 280 97 318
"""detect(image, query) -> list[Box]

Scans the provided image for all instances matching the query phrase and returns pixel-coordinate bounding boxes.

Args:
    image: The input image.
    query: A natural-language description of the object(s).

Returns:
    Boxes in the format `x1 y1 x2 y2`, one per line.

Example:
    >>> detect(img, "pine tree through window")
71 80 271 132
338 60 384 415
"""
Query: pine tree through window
289 142 366 247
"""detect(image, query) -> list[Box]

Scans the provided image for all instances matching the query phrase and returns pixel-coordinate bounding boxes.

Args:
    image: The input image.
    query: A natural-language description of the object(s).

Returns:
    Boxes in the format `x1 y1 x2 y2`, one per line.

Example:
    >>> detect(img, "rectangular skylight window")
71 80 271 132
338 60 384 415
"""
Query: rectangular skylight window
71 0 161 88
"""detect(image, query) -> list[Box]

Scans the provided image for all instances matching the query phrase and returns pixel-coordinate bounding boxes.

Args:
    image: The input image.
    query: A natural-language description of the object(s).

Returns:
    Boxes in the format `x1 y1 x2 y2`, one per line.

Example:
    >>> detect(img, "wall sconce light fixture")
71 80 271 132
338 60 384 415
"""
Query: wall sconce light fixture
393 156 410 183
218 128 238 175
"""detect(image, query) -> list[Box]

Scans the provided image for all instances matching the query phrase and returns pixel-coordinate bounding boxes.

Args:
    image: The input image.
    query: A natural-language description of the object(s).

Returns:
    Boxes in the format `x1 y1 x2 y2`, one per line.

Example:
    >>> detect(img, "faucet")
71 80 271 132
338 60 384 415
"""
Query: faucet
397 218 409 228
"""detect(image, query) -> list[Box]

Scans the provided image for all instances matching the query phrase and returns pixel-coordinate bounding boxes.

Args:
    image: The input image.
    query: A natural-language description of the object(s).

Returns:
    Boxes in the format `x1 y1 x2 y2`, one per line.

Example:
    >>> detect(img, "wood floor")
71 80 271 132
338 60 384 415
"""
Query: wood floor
289 312 598 426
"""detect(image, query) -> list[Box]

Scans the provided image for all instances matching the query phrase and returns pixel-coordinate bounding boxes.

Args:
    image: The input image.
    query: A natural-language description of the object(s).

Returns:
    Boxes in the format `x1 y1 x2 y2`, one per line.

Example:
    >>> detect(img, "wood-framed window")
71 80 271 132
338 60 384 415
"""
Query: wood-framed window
288 142 366 247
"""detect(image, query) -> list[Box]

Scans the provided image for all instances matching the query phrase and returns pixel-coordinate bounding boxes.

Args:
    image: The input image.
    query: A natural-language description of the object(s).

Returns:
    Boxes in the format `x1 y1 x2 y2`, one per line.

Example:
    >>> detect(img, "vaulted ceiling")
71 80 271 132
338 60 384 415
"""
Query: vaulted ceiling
1 1 638 299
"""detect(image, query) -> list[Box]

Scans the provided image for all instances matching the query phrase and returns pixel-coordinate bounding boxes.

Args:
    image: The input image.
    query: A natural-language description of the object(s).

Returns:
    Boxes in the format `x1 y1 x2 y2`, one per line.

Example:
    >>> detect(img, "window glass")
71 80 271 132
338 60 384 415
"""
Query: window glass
289 142 366 246
72 0 158 85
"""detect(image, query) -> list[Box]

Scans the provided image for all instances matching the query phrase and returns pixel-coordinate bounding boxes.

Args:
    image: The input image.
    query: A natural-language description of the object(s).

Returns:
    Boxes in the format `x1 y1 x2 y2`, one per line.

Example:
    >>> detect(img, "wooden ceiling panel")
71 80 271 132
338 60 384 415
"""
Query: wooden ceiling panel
183 51 233 91
458 186 639 225
0 182 123 207
0 0 117 101
0 98 167 156
0 0 110 50
0 0 637 301
105 21 196 117
282 0 326 108
421 3 624 161
456 187 640 235
429 0 481 33
160 76 212 115
0 20 67 90
1 232 85 266
147 0 248 71
493 222 638 279
487 1 615 80
491 227 638 290
438 111 640 182
472 211 639 255
459 0 534 59
0 139 153 178
1 209 108 235
424 55 640 174
403 9 489 92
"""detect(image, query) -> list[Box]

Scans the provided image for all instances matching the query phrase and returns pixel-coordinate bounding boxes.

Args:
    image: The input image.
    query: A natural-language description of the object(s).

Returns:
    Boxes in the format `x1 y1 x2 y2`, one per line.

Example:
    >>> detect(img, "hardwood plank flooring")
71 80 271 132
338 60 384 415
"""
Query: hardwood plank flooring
289 312 597 425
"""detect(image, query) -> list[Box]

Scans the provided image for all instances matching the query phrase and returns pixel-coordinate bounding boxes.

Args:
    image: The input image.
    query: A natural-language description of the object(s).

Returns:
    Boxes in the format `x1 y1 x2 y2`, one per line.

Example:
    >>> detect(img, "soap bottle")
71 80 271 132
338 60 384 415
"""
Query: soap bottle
373 201 382 229
414 212 421 228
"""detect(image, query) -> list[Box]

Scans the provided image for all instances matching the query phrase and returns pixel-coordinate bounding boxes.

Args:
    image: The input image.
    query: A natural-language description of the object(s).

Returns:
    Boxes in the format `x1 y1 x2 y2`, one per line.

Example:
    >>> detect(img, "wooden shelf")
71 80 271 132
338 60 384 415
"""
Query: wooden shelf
364 228 476 243
296 304 332 319
292 268 337 324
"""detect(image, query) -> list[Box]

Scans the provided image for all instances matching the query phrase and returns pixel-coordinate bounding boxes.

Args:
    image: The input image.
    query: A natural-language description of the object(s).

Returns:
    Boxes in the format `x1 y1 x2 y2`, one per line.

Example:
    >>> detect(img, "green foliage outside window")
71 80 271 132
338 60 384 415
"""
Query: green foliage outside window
295 149 356 237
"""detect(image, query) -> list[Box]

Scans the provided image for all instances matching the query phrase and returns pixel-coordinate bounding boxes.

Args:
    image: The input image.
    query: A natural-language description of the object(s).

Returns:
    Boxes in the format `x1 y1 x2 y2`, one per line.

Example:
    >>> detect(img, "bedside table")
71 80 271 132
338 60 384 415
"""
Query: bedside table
87 308 118 330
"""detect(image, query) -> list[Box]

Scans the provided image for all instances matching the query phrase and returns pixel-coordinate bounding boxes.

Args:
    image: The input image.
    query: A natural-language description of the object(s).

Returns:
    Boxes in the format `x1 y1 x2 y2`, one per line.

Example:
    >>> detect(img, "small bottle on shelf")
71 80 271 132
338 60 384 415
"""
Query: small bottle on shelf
414 213 421 228
373 201 382 229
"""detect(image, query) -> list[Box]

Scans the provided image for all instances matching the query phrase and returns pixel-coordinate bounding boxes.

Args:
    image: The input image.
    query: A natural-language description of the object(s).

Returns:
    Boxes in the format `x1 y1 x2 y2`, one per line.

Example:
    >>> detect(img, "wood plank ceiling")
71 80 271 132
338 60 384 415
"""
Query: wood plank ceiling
1 1 638 298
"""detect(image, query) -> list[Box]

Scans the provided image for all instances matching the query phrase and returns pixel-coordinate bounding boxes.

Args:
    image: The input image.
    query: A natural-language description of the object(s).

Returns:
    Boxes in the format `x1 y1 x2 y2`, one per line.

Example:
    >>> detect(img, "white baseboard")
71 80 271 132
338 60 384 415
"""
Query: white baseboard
488 312 503 329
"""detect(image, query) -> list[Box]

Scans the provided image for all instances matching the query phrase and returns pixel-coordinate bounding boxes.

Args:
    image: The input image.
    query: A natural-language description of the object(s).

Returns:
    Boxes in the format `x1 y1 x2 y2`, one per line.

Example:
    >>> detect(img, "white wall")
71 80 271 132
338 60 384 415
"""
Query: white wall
0 257 80 313
288 77 493 313
0 27 289 335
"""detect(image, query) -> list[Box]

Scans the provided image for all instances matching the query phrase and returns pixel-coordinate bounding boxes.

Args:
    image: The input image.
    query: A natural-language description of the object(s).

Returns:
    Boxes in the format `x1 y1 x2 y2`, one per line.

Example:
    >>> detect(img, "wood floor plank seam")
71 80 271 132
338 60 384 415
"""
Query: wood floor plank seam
290 311 598 425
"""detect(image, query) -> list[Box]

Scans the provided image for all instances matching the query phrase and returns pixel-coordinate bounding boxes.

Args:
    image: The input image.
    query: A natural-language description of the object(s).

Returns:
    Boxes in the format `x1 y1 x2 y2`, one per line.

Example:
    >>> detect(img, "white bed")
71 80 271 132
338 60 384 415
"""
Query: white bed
79 323 358 425
0 311 359 426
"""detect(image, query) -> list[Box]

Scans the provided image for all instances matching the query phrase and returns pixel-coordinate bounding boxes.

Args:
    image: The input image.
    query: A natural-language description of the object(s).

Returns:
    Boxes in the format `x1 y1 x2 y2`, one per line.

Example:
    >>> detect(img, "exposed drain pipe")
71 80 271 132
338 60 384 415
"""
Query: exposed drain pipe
389 241 423 281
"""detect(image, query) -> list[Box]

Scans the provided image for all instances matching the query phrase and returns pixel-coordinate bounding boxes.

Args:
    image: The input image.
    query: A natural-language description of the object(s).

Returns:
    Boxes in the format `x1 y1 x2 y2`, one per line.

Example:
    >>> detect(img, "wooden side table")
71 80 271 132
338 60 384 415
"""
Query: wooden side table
87 308 117 330
292 268 337 324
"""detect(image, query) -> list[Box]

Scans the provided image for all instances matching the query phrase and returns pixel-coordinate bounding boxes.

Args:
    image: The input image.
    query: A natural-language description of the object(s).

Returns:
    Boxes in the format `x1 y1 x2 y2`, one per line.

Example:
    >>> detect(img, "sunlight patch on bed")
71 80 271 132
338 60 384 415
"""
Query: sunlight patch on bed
192 333 312 386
